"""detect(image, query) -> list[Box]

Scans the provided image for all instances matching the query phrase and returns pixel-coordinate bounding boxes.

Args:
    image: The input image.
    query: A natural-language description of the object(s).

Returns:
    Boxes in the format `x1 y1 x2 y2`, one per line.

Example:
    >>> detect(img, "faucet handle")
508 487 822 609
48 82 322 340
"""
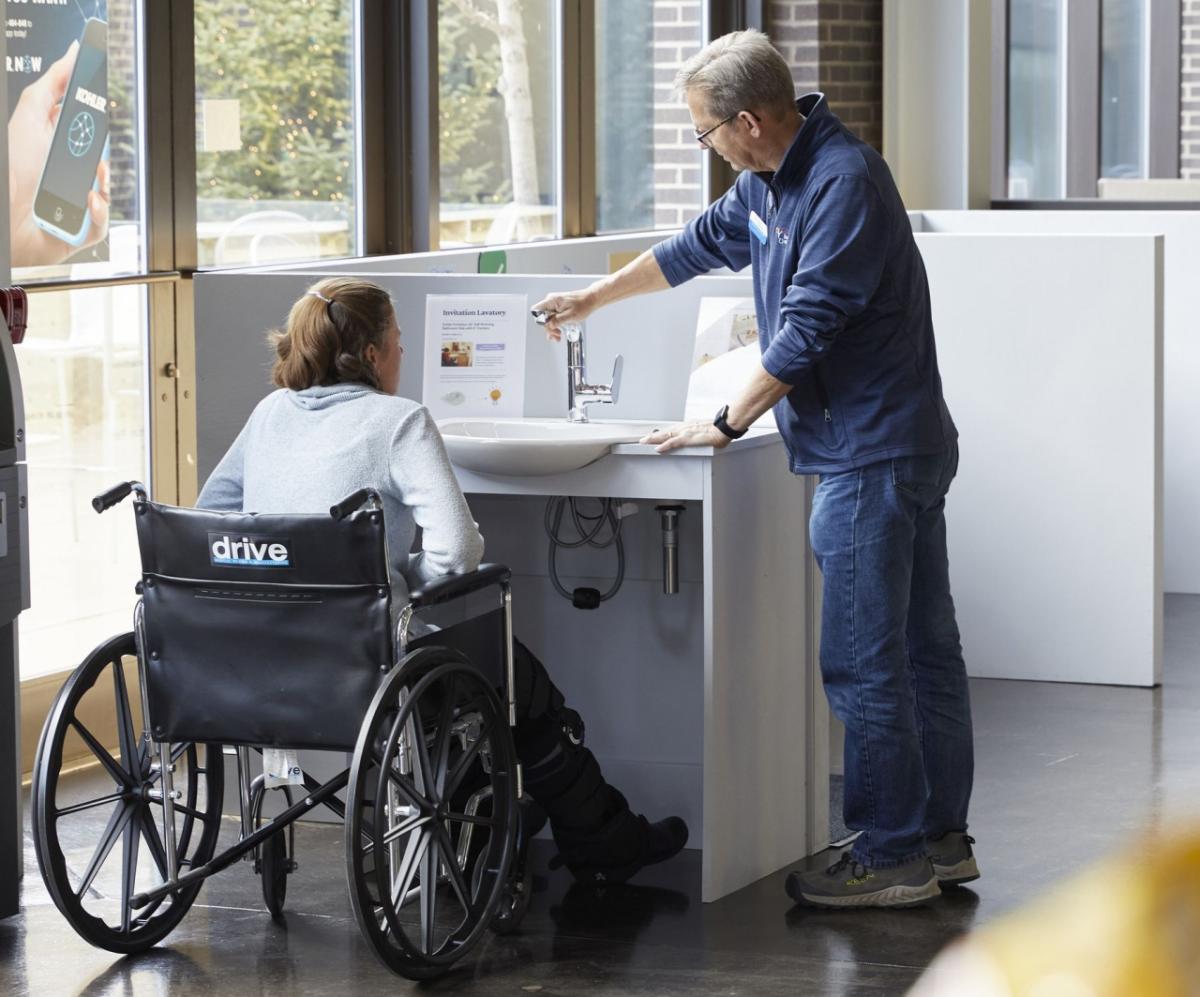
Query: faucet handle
562 322 583 343
609 354 623 405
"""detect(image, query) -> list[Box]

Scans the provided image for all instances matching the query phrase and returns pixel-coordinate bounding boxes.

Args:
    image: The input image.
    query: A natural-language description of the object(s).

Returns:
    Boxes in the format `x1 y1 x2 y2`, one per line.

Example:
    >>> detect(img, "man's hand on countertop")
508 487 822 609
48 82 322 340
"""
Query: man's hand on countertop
640 421 731 453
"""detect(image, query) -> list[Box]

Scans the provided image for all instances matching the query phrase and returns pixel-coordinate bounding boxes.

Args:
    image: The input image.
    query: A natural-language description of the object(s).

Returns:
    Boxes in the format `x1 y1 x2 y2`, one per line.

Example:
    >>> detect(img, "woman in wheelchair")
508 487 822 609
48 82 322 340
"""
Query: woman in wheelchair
196 277 688 885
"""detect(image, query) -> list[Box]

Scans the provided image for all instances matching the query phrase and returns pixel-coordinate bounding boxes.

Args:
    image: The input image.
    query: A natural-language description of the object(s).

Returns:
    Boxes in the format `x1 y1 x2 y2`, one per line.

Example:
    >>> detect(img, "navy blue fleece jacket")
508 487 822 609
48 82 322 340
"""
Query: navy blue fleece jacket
653 92 957 474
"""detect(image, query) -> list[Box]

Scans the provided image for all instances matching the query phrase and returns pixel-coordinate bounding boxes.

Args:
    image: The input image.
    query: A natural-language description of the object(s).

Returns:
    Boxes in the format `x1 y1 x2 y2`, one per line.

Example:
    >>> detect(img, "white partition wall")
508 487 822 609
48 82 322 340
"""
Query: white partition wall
918 232 1163 686
230 231 670 277
193 227 1165 695
193 270 754 480
917 210 1200 596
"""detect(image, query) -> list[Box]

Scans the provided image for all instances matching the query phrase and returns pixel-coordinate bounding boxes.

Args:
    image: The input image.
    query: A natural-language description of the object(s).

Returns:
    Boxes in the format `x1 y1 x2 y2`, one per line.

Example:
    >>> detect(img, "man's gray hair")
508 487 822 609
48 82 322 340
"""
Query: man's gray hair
674 29 796 119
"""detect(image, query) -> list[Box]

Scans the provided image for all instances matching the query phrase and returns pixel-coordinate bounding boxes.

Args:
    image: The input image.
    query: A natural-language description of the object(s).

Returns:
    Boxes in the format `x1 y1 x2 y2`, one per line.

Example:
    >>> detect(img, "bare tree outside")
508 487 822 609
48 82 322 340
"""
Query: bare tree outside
439 0 555 245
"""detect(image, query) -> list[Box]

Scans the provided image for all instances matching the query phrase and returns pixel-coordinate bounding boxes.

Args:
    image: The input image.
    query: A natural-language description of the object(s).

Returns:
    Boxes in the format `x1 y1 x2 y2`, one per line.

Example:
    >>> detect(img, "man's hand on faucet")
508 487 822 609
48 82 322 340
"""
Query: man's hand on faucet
531 288 599 341
640 421 731 454
533 250 672 340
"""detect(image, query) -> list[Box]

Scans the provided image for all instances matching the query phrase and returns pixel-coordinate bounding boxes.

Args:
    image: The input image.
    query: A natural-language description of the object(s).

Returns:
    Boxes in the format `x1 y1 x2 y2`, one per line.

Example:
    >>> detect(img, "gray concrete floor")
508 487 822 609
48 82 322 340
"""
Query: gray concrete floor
3 595 1198 996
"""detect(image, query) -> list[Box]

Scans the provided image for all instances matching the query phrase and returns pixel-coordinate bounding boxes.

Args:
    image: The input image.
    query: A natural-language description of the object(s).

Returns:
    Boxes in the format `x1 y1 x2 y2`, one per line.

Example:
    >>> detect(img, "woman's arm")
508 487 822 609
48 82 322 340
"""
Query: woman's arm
196 420 250 511
390 405 484 584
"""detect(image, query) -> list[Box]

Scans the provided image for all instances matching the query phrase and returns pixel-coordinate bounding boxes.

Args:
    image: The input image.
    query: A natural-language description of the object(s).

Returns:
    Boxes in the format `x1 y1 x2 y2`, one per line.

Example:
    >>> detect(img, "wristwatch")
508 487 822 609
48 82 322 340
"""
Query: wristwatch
713 404 748 440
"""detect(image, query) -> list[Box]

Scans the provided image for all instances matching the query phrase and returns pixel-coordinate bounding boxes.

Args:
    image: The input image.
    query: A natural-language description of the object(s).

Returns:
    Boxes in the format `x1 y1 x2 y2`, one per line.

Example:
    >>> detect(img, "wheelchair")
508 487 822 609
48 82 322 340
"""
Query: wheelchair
31 482 537 979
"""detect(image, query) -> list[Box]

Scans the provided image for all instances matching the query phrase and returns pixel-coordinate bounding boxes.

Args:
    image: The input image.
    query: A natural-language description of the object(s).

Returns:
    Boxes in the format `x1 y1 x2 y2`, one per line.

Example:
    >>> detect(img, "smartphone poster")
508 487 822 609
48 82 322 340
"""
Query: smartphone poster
6 2 110 267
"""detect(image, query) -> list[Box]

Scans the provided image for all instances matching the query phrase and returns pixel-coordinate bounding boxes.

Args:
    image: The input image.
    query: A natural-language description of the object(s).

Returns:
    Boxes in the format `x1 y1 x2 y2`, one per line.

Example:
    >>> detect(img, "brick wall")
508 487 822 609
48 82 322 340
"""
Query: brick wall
644 1 882 225
769 1 821 93
1184 0 1200 179
651 0 704 227
768 0 883 151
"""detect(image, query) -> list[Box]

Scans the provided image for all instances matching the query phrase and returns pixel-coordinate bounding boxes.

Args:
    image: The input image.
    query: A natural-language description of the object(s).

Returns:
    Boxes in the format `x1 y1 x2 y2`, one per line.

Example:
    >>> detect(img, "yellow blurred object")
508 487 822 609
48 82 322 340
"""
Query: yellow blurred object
909 830 1200 996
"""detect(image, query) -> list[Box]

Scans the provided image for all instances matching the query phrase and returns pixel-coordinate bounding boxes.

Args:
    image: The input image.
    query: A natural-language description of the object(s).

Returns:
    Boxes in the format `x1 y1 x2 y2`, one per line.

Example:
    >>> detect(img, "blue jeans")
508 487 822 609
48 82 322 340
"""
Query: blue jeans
810 442 973 867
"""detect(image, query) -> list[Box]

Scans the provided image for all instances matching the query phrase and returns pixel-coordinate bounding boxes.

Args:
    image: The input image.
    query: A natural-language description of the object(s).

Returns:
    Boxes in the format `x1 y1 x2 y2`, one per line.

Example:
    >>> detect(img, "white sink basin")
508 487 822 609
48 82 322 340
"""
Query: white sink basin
437 417 664 476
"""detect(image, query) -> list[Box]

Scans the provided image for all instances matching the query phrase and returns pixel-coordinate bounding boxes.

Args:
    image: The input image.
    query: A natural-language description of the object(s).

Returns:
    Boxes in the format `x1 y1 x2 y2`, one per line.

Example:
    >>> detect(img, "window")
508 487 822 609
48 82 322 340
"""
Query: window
2 1 154 682
15 286 147 679
5 0 146 280
1100 0 1148 179
437 0 559 247
595 1 706 232
194 0 362 267
1007 0 1064 199
1000 0 1181 200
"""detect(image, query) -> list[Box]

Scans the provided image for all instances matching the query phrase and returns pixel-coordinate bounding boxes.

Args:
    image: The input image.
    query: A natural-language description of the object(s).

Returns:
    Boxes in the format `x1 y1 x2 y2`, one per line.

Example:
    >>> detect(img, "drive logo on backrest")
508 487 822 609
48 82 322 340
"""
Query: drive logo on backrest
208 533 292 568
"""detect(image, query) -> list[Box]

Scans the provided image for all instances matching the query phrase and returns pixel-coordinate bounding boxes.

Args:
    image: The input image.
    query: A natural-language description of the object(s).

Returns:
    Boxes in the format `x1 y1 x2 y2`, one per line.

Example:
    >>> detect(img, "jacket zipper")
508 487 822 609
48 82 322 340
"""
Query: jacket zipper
812 367 832 423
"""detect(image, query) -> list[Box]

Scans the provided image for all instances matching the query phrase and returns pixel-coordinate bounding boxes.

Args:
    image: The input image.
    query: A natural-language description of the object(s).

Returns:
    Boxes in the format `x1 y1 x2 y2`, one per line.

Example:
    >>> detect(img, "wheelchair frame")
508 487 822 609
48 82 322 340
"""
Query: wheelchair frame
32 481 531 980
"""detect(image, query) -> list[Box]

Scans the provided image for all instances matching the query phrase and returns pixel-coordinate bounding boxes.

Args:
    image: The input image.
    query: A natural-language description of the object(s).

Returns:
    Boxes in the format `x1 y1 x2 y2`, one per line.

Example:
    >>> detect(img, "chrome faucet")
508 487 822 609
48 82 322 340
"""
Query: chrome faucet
563 323 622 423
533 311 623 423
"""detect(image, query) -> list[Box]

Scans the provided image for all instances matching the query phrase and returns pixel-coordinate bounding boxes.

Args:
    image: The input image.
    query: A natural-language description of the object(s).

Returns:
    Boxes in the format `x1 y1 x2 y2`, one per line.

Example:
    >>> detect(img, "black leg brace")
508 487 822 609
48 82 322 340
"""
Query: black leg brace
511 639 645 871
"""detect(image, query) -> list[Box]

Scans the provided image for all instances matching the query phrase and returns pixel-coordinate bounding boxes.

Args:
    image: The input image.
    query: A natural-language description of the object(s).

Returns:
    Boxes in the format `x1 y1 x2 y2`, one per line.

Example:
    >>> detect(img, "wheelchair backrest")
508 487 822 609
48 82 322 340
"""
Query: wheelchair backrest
134 500 393 750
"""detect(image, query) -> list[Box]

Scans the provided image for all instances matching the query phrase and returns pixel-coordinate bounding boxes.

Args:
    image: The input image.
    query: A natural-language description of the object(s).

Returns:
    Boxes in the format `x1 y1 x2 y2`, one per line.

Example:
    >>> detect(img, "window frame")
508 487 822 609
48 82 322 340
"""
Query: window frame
391 0 746 252
992 0 1182 206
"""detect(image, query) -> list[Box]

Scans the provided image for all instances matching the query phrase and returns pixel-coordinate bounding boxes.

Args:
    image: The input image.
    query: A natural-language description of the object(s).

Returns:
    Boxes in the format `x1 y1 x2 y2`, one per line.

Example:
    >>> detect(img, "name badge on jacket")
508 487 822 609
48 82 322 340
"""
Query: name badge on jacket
748 210 769 245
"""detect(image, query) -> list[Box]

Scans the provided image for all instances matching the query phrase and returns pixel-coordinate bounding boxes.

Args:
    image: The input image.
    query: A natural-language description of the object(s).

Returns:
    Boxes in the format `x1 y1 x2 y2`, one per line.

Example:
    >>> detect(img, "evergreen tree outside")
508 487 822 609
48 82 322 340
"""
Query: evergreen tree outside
194 0 558 255
194 0 356 263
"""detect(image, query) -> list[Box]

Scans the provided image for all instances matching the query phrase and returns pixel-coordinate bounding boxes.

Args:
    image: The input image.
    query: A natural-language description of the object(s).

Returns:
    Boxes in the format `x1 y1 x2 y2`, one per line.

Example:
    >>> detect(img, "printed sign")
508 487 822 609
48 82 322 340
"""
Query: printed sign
422 293 527 418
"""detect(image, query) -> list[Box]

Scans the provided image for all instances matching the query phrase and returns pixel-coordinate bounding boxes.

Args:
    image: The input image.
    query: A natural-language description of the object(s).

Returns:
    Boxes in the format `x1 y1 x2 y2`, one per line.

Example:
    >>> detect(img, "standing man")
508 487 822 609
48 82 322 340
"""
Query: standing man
532 29 977 909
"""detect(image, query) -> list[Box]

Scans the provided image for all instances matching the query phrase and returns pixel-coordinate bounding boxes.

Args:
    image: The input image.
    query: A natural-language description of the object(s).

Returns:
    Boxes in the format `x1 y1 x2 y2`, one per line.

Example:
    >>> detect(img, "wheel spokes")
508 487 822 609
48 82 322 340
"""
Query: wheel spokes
390 827 430 910
119 810 142 932
154 800 210 824
434 822 471 914
442 720 493 803
76 801 135 900
56 791 125 819
69 720 130 788
385 766 432 813
407 698 436 803
380 810 431 851
138 808 170 882
444 811 498 829
418 834 438 954
431 675 458 799
111 656 141 777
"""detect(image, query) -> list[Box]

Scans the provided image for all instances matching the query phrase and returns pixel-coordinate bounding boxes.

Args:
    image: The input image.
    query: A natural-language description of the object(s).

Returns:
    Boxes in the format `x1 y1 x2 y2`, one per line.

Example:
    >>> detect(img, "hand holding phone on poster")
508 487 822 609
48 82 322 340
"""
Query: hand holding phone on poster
8 23 111 268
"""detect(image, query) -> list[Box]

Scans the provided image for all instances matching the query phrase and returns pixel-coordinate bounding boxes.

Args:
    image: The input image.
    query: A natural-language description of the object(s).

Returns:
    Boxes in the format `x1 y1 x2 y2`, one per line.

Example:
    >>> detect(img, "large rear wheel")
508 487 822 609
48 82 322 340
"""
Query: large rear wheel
346 647 518 979
31 632 224 953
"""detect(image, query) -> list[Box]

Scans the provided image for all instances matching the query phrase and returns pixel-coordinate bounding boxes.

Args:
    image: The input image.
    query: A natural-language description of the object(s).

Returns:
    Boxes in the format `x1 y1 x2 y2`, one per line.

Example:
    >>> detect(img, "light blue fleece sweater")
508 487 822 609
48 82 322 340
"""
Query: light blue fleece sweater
196 384 485 607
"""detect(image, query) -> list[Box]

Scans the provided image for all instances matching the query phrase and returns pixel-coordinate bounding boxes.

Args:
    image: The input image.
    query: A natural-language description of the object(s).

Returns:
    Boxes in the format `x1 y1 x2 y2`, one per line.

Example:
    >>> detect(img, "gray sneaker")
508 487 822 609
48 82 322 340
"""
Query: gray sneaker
785 852 940 909
927 831 979 887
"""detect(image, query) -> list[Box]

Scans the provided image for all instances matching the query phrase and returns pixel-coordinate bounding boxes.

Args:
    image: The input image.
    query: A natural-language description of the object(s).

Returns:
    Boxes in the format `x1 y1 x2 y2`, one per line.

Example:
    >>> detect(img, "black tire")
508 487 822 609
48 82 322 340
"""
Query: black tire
250 780 295 922
345 646 519 979
31 632 224 953
260 831 289 920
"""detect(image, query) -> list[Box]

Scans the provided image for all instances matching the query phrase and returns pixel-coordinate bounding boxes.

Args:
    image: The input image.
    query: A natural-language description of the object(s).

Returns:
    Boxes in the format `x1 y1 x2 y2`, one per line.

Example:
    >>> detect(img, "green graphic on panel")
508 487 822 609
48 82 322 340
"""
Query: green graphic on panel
478 250 508 274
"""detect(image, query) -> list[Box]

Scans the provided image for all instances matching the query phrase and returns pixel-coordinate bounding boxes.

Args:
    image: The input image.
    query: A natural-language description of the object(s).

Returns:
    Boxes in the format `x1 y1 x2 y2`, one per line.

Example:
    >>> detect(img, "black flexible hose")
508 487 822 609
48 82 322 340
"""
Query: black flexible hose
544 497 625 603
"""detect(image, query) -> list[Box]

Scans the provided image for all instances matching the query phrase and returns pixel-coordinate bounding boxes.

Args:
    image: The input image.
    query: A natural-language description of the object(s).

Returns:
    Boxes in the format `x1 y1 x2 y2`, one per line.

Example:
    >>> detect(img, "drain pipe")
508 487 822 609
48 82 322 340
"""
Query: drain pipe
655 504 685 595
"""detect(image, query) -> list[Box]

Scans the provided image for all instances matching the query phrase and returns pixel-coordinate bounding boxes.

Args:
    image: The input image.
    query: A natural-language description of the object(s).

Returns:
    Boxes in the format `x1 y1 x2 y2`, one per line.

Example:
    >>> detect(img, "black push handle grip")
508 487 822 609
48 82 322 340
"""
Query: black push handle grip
92 481 134 514
329 487 380 522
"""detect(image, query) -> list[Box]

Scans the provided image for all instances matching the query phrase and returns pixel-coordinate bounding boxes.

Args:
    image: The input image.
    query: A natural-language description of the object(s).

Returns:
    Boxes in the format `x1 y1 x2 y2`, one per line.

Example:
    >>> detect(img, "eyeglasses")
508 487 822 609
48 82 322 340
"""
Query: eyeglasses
695 112 738 149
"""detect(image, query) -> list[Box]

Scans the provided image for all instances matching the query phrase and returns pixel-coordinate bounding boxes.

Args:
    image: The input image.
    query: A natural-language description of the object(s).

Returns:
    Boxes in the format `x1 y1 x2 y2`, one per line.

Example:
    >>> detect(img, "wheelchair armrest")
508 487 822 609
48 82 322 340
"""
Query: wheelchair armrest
407 563 512 609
